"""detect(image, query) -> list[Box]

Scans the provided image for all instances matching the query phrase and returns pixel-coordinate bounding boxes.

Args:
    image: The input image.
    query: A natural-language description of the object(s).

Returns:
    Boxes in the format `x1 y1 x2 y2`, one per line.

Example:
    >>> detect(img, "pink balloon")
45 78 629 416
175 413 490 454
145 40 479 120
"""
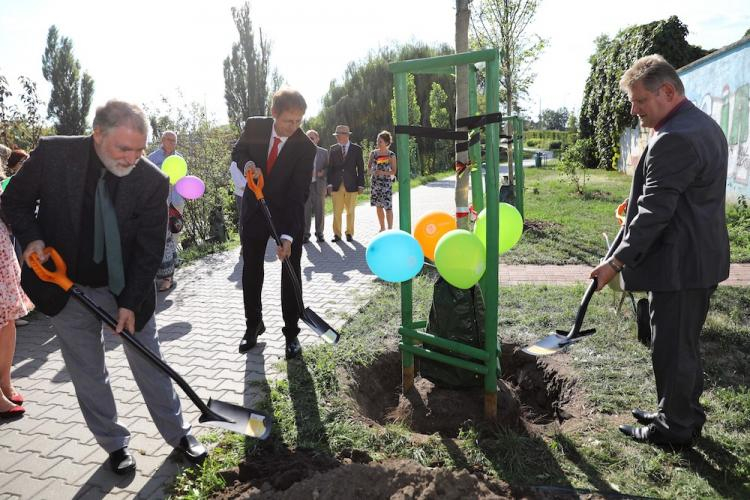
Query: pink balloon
175 175 205 200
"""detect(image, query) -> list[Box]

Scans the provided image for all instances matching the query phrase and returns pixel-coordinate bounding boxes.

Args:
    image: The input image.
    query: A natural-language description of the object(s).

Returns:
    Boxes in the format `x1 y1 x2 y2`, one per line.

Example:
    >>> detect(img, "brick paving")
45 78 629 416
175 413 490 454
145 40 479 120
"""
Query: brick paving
3 177 749 498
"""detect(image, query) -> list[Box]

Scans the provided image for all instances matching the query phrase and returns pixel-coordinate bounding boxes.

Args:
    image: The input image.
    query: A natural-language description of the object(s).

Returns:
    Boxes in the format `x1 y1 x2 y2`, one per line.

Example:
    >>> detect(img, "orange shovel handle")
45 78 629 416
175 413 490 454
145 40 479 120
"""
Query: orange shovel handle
246 170 265 200
28 247 74 292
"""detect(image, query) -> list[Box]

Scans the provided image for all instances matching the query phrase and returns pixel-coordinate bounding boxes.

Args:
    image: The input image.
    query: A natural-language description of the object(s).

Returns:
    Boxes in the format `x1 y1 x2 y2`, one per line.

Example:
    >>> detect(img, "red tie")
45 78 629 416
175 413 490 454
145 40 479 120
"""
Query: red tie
267 137 281 174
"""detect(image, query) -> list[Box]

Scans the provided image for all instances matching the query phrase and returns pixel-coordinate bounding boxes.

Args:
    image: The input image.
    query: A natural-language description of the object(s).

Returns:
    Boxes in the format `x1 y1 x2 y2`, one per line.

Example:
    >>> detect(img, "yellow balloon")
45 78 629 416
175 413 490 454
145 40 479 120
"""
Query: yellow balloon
161 155 187 184
413 211 456 261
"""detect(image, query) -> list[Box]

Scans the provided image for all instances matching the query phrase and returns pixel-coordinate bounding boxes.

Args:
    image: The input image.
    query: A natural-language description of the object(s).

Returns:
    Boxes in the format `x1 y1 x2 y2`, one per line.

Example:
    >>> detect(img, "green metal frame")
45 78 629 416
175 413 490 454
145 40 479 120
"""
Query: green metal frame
389 49 523 419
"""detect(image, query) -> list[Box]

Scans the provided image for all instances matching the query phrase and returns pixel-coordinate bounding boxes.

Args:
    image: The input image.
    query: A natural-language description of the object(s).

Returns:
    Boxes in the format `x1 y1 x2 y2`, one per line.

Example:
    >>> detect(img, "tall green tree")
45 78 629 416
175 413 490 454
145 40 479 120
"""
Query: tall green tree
41 25 94 135
579 16 709 169
429 82 452 173
540 107 569 130
223 1 273 130
470 0 546 119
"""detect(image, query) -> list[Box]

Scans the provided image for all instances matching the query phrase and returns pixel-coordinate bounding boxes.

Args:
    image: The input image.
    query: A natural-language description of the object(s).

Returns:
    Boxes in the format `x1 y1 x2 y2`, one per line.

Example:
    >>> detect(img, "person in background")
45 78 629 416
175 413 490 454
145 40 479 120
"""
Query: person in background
589 55 729 447
147 131 184 292
232 88 316 360
367 130 397 232
303 129 329 243
326 125 364 242
1 100 206 473
3 148 32 326
0 151 34 418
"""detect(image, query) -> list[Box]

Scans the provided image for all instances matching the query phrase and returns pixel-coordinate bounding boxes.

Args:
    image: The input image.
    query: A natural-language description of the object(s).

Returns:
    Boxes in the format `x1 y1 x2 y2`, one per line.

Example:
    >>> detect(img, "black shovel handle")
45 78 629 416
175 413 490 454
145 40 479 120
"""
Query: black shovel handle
29 250 229 424
566 227 625 339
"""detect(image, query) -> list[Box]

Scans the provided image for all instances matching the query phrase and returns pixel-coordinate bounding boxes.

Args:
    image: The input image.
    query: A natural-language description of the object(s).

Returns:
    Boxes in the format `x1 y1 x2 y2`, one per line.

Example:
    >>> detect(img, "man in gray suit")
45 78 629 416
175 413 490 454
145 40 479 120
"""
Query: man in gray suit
590 55 729 446
303 129 329 243
1 100 207 473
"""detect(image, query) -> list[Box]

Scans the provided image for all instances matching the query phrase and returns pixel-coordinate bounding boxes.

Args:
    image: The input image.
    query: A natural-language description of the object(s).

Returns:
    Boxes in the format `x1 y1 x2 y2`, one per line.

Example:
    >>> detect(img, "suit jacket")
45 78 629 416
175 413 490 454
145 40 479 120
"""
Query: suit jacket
312 146 329 184
614 100 729 292
232 117 316 240
1 136 169 330
327 142 364 192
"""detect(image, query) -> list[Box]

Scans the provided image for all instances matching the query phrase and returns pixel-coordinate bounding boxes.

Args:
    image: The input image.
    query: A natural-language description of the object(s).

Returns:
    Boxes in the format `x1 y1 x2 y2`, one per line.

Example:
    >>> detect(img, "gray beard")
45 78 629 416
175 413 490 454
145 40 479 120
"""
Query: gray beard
102 160 136 177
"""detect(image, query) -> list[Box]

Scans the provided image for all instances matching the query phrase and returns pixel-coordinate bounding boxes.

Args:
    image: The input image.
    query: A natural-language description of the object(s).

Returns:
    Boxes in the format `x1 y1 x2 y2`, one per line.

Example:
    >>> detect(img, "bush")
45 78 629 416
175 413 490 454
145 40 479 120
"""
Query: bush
549 141 562 150
526 139 539 148
558 138 594 195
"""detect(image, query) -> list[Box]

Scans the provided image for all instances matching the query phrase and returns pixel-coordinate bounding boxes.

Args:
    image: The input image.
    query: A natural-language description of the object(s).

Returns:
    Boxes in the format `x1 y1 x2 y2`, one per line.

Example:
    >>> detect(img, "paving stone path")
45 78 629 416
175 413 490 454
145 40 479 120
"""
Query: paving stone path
2 177 748 498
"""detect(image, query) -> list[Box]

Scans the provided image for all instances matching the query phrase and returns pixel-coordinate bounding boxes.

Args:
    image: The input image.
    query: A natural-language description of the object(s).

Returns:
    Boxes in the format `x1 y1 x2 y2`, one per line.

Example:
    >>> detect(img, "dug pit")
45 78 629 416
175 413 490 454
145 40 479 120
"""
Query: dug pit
343 343 579 437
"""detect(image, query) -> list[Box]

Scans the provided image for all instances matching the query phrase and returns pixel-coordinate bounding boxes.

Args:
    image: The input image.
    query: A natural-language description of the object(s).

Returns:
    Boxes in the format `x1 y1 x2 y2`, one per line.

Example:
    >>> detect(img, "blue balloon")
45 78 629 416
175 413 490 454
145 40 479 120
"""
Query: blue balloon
366 230 424 282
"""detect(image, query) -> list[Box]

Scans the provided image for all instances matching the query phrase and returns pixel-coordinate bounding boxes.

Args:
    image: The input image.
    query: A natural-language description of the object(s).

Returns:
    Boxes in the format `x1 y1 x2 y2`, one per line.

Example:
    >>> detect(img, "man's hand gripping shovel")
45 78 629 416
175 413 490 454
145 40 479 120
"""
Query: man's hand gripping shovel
245 171 340 344
29 248 272 439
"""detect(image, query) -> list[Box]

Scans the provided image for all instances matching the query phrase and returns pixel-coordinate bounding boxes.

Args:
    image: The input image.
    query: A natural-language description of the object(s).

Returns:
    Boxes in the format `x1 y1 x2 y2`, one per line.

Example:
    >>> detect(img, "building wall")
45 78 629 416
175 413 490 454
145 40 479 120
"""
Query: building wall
618 37 750 201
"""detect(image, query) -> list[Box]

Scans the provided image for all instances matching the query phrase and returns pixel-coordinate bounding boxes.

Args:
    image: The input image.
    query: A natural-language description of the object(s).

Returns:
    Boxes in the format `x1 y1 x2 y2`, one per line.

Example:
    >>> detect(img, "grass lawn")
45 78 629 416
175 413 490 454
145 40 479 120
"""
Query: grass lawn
504 166 750 264
172 273 750 499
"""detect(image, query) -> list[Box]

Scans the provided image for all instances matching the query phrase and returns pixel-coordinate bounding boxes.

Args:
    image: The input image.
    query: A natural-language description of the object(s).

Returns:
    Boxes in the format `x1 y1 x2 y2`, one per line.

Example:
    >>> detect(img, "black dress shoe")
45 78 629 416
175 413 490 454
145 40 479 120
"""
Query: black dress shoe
346 234 353 242
239 321 266 354
331 235 341 242
302 236 311 244
619 424 692 447
631 408 658 425
285 338 302 360
316 235 325 242
175 434 208 464
109 447 136 475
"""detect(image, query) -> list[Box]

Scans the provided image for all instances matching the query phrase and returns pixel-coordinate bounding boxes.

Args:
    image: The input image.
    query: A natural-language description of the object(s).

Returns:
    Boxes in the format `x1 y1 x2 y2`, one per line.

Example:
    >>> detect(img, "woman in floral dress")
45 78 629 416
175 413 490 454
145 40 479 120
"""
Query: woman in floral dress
368 131 397 232
0 166 34 417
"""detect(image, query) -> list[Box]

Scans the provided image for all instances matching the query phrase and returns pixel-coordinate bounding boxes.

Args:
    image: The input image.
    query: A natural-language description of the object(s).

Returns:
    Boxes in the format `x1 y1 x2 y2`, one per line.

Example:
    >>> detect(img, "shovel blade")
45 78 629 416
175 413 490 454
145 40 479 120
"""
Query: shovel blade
201 399 272 439
301 307 340 344
521 332 576 357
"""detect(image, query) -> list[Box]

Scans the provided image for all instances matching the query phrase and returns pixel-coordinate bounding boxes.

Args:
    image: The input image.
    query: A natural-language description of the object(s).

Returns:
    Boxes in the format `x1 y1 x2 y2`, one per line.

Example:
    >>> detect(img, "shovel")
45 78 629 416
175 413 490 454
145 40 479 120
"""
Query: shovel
29 248 272 439
245 171 340 344
522 228 624 357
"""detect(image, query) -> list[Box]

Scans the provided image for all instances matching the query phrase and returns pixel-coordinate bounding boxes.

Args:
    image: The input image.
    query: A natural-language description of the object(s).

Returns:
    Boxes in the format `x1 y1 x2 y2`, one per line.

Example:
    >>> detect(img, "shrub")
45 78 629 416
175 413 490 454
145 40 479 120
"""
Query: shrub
549 140 562 150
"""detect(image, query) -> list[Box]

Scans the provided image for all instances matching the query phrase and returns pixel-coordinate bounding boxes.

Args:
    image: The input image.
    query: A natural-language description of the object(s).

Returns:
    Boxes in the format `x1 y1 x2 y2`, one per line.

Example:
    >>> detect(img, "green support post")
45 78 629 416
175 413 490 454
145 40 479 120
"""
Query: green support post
394 72 415 391
389 49 501 421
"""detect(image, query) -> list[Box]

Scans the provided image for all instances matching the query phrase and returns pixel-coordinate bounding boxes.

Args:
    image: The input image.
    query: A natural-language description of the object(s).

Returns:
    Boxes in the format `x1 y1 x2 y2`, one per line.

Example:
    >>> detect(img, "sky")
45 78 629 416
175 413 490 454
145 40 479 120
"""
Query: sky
0 0 748 131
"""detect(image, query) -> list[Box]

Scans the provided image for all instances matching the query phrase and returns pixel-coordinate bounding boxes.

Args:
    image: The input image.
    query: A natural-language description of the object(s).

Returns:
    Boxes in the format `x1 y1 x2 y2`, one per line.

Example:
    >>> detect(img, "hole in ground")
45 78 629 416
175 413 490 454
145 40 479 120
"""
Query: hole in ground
342 343 578 438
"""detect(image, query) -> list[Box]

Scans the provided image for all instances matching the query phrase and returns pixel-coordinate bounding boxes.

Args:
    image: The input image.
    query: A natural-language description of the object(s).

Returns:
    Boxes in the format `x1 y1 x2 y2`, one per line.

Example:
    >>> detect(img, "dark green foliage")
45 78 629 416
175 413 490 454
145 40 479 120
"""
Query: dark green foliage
0 74 47 150
306 43 456 175
540 107 568 130
727 195 750 262
548 140 561 150
223 1 272 130
41 25 94 135
579 16 710 169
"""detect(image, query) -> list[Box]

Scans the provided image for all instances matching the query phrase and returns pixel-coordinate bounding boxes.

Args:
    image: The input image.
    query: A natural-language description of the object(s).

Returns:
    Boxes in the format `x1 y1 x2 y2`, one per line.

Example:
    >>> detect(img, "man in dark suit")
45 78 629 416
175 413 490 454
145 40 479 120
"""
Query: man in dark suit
326 125 364 242
590 55 729 446
232 88 316 359
1 100 206 474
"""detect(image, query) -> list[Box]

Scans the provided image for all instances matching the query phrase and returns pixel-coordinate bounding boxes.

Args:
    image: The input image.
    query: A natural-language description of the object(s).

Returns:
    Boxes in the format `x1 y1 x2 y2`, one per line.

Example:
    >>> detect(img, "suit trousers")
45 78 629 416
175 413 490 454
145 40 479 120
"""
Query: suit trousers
241 234 303 339
235 194 244 240
649 286 715 441
51 285 189 453
304 180 327 239
331 182 358 237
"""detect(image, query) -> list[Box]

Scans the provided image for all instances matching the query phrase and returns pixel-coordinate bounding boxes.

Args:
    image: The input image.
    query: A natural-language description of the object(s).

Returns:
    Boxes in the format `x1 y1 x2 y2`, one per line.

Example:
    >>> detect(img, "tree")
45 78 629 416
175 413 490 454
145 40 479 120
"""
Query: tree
391 74 421 177
579 16 709 169
223 1 273 130
566 111 578 133
41 25 94 135
1 73 47 150
429 82 452 173
470 0 546 119
540 107 569 130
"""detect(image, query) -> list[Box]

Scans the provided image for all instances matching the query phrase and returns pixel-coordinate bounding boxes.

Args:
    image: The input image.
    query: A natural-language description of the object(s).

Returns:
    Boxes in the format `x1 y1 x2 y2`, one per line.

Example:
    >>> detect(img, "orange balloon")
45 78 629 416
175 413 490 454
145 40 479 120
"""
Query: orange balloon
413 211 457 261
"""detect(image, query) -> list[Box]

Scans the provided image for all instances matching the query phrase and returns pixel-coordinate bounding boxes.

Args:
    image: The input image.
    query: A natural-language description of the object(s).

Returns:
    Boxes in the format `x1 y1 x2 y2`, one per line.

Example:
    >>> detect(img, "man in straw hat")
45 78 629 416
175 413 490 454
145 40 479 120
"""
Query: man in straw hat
326 125 364 242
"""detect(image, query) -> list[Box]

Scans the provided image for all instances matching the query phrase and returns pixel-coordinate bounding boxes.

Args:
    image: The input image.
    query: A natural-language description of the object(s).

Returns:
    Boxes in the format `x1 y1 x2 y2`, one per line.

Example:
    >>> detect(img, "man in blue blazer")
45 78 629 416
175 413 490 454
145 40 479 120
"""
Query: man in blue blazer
326 125 364 242
591 55 729 446
232 88 316 359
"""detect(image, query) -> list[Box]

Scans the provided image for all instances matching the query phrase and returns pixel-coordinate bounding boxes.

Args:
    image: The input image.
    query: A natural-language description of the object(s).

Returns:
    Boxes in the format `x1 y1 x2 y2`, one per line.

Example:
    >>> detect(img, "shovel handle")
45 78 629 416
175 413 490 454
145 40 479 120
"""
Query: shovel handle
246 169 265 200
28 247 74 292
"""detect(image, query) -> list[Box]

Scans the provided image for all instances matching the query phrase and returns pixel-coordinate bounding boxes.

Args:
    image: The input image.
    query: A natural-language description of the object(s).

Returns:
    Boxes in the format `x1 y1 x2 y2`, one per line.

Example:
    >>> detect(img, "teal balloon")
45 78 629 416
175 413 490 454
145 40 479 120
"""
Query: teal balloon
0 176 10 191
434 229 486 289
473 202 523 254
366 230 424 282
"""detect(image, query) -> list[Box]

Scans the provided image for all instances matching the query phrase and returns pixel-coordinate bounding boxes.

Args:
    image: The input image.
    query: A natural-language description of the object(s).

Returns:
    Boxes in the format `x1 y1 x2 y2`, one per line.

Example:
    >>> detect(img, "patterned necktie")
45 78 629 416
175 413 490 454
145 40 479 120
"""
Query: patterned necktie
342 144 347 159
267 137 281 174
93 169 125 295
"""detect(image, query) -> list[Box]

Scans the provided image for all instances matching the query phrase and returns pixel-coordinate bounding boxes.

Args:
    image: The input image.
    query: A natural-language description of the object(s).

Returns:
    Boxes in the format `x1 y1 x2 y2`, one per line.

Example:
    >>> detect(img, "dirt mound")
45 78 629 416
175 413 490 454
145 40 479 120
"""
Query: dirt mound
216 458 534 499
344 344 579 437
